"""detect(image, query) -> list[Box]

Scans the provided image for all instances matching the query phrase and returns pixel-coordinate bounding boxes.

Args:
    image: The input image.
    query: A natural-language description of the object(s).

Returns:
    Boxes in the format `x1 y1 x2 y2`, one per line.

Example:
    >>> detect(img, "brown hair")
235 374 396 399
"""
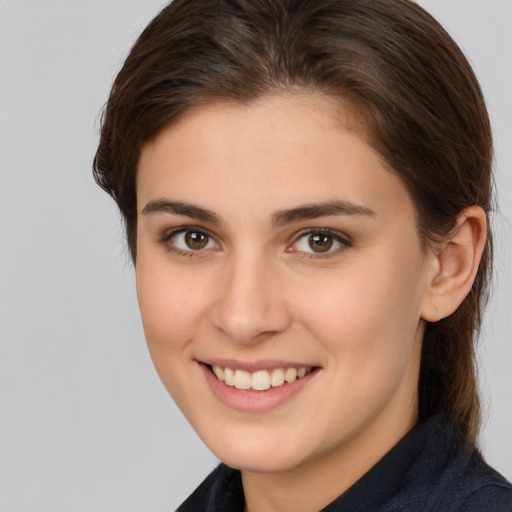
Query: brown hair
93 0 493 444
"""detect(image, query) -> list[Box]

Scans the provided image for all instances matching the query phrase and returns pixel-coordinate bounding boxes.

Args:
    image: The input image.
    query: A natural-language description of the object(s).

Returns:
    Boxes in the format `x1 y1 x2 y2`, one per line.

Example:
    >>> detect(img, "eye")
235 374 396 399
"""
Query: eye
164 228 219 252
291 230 350 255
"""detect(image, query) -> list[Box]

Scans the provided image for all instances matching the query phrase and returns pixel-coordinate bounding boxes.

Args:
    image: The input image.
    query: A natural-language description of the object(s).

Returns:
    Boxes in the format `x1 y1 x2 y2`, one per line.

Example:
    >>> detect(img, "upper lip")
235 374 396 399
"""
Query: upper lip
198 358 319 372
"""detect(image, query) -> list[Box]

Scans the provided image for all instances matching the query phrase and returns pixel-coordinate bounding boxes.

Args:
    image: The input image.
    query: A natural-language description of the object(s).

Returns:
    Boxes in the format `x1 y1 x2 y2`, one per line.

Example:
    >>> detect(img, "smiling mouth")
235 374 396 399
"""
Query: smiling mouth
208 365 315 391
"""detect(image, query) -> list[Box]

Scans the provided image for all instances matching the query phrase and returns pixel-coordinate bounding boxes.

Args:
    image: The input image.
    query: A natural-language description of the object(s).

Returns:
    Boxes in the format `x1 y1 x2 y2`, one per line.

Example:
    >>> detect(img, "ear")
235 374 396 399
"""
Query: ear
420 206 487 322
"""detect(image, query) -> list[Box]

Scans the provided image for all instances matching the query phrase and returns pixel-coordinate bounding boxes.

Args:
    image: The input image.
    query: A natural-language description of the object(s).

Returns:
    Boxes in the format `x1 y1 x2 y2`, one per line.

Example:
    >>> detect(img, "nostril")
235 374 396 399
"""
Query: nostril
209 302 293 345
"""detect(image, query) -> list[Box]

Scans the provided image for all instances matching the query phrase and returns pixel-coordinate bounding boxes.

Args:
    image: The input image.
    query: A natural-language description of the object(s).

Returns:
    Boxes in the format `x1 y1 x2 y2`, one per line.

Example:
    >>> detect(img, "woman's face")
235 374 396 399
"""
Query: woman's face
136 94 431 474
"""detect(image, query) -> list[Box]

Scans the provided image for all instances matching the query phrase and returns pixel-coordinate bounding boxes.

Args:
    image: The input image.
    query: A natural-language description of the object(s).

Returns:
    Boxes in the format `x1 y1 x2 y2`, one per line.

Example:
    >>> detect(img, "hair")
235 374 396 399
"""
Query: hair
93 0 493 444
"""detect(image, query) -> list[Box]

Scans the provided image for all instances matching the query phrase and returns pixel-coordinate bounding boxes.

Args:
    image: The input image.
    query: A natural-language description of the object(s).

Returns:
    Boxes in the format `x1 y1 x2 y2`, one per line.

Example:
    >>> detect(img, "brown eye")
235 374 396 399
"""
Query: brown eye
184 231 210 250
308 233 334 253
166 229 218 252
291 229 351 256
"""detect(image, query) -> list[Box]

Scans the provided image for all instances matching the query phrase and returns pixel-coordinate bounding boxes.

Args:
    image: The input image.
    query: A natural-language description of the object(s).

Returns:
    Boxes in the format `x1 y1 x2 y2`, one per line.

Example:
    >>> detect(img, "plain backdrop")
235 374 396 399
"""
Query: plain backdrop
0 1 511 510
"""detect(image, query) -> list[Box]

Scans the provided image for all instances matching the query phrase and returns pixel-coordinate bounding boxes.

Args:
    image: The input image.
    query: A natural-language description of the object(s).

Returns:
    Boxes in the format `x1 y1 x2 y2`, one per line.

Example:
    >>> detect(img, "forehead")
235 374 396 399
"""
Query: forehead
136 94 414 223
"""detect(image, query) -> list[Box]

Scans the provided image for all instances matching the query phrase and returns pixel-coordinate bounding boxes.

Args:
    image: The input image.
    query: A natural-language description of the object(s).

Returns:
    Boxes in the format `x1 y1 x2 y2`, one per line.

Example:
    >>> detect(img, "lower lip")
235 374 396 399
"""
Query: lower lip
200 363 319 412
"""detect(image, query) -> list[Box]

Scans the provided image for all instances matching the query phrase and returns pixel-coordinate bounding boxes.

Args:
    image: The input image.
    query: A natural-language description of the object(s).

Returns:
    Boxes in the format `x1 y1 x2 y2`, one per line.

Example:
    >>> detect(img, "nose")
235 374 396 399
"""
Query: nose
209 252 292 345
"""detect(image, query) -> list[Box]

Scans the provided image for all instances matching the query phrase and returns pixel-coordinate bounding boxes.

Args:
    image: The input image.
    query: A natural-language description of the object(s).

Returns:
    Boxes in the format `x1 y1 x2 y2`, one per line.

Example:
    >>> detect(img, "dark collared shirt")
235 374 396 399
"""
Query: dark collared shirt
177 415 512 511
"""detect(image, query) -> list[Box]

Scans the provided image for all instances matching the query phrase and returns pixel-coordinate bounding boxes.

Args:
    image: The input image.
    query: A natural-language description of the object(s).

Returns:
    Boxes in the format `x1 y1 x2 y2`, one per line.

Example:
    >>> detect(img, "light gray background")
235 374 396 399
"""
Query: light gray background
0 1 510 510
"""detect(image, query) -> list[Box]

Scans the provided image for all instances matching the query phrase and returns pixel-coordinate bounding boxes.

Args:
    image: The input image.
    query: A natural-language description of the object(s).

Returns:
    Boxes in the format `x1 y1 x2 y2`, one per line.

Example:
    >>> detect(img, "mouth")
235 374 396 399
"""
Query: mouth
200 361 321 412
209 364 315 391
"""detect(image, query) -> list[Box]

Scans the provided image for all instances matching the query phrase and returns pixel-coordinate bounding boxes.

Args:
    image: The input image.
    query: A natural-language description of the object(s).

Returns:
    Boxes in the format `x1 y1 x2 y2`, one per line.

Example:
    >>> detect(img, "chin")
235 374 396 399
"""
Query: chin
202 429 315 474
220 449 304 474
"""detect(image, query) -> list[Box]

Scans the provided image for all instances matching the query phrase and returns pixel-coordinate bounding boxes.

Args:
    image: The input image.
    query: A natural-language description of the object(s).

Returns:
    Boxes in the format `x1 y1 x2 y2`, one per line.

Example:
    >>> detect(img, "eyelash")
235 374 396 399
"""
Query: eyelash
158 226 352 258
289 228 352 258
159 226 219 256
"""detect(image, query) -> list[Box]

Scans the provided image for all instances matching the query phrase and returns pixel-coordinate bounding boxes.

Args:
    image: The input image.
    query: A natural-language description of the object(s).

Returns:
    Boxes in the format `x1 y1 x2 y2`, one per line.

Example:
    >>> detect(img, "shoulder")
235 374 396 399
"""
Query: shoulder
455 453 512 511
459 482 512 511
176 463 244 512
431 449 512 512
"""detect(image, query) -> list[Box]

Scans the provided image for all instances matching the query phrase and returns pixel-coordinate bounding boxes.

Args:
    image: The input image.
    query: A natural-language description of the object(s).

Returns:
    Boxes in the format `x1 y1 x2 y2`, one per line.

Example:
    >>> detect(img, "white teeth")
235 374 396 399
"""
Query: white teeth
233 370 252 390
270 368 285 387
251 370 271 391
284 367 297 383
224 367 235 386
213 365 224 381
211 364 313 390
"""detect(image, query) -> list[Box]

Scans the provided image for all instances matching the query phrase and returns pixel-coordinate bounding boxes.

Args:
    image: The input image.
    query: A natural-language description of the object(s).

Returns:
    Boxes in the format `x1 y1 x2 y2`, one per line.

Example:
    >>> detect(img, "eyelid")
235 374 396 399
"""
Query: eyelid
288 228 352 255
159 225 220 253
159 225 204 241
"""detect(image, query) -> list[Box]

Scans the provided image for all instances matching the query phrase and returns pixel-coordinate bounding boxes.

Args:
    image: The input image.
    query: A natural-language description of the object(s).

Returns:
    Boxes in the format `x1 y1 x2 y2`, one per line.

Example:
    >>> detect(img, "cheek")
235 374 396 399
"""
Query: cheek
135 263 210 408
295 250 424 370
135 265 208 398
136 258 209 341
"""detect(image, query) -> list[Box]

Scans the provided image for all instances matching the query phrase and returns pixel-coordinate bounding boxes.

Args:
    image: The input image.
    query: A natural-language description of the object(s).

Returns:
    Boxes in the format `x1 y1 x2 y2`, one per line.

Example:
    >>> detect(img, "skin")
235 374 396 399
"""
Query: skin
135 94 484 512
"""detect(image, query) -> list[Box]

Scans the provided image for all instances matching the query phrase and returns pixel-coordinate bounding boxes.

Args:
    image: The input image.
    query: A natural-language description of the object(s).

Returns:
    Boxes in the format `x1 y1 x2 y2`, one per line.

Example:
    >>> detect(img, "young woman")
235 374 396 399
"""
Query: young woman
94 0 512 510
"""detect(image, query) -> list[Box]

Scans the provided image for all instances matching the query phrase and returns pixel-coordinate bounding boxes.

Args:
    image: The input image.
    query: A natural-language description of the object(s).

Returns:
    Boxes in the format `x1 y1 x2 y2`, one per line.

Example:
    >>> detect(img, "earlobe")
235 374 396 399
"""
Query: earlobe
421 206 487 322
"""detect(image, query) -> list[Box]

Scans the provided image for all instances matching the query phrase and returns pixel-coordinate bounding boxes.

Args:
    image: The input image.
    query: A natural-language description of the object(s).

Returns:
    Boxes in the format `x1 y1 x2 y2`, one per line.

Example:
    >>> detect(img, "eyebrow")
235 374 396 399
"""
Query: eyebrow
141 199 222 224
141 199 375 226
271 200 375 227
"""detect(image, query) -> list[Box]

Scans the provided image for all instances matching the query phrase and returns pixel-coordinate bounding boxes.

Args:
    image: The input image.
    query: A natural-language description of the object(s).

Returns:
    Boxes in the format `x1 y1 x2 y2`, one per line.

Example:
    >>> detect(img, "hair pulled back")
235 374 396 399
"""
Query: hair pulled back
93 0 493 444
